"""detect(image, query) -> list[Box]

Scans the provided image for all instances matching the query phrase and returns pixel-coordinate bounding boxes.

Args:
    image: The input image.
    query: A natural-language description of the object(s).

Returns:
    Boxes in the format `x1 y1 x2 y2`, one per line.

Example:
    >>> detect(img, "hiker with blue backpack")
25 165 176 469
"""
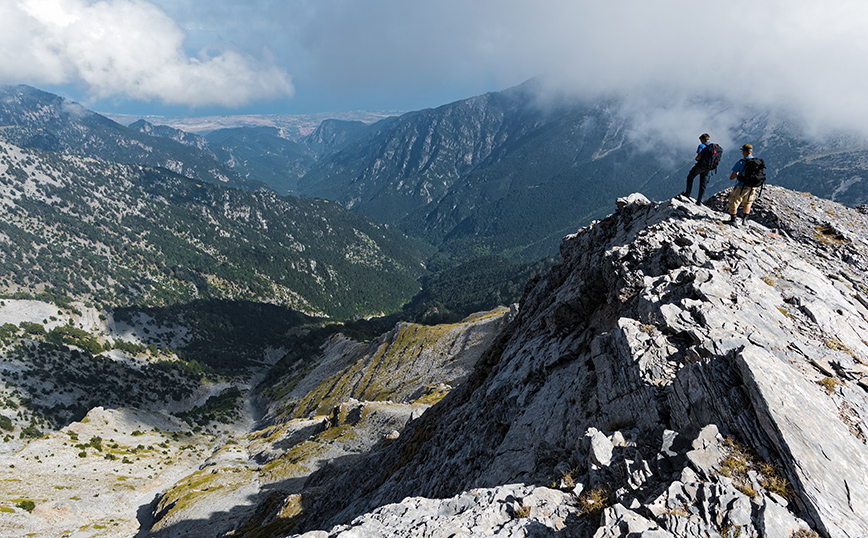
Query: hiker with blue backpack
682 133 722 205
727 144 766 226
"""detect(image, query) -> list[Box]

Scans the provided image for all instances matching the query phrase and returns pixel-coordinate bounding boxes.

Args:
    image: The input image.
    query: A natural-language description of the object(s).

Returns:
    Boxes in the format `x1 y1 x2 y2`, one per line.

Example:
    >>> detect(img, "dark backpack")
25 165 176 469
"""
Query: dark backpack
740 157 766 187
698 143 723 171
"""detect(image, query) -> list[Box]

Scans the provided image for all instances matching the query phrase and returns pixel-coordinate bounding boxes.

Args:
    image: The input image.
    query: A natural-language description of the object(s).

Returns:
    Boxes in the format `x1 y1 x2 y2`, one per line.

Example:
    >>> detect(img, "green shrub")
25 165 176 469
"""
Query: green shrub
19 424 42 439
88 436 103 452
19 322 45 336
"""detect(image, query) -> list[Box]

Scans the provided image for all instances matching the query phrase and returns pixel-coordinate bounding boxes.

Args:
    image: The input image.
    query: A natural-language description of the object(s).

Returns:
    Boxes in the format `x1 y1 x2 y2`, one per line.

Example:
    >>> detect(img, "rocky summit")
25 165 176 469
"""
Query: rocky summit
280 186 868 538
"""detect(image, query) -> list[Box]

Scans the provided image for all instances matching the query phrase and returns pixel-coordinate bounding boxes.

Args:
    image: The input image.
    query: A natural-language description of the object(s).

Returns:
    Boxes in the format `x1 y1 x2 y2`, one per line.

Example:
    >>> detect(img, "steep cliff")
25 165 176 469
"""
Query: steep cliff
287 187 868 538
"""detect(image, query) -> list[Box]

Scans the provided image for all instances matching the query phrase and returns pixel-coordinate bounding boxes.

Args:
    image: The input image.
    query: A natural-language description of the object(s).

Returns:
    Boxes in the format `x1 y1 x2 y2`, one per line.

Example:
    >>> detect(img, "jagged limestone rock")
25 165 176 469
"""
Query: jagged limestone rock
293 485 578 538
594 504 674 538
685 424 724 480
758 496 813 538
285 187 868 538
737 345 868 538
587 427 615 467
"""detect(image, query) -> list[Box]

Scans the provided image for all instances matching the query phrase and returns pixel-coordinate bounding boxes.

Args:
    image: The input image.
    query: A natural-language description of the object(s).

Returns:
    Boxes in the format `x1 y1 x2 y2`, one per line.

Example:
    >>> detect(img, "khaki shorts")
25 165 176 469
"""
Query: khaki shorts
727 185 757 212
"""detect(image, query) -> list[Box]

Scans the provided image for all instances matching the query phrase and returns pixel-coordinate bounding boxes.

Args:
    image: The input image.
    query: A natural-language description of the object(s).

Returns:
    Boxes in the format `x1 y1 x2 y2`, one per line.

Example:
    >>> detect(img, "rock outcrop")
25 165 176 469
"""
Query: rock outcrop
273 308 515 421
284 187 868 538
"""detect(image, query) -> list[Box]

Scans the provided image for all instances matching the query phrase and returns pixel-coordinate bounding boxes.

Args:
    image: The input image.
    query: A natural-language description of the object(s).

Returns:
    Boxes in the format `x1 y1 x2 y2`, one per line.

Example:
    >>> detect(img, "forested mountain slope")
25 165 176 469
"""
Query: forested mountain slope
204 126 318 195
0 140 427 319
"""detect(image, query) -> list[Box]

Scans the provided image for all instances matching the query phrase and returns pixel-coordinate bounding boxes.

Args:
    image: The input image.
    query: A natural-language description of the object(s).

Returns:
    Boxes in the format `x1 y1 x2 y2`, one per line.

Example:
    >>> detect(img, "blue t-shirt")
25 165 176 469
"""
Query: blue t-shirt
731 156 755 186
696 143 708 155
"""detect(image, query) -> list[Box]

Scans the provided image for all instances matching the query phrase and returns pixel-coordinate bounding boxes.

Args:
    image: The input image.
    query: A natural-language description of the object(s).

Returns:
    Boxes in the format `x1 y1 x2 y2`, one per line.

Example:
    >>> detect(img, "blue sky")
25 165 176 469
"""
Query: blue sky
2 0 868 138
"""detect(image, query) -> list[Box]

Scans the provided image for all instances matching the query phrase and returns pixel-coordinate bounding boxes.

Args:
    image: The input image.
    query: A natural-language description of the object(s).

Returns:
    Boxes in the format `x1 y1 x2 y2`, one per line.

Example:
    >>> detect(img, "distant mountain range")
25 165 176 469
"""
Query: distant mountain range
103 110 402 140
294 82 868 260
119 81 868 262
120 112 388 196
0 83 545 322
202 119 376 194
0 85 265 191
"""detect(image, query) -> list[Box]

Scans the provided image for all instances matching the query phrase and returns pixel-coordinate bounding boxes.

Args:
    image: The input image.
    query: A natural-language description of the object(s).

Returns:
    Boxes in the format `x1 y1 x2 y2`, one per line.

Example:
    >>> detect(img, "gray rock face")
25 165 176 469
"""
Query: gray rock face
293 485 577 538
736 346 868 536
285 187 868 538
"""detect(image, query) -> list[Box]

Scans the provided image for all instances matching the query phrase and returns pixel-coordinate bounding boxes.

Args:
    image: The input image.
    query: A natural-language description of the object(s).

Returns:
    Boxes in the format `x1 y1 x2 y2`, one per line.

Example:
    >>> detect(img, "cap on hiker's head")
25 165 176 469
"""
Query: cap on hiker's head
700 133 710 140
741 144 753 152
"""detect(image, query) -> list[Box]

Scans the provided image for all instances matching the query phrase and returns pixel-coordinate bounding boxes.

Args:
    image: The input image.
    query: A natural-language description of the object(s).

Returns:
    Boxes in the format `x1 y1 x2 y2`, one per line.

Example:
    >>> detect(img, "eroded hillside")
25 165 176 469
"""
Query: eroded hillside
145 308 513 537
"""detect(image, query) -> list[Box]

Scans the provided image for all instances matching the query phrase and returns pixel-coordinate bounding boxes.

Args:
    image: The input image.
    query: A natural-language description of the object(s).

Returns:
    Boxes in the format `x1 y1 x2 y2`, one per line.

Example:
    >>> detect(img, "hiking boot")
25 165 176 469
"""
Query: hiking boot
728 214 739 226
696 198 702 205
742 214 749 225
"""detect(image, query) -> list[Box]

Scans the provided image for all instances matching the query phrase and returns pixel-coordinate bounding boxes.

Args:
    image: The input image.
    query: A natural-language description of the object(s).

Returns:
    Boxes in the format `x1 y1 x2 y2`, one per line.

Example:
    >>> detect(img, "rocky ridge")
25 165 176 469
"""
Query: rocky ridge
281 186 868 538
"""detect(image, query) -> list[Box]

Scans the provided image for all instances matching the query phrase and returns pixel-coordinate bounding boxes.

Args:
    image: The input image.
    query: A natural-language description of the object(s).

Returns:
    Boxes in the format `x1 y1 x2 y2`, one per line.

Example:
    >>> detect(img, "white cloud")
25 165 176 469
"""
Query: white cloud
0 1 67 83
254 0 868 141
442 0 868 148
3 0 868 140
531 0 868 135
0 0 293 107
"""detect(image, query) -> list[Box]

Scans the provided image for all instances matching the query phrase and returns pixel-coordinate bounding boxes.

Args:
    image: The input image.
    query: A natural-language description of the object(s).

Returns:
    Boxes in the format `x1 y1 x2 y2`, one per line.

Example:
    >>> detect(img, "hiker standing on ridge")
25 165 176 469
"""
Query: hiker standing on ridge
727 144 766 226
682 133 722 205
